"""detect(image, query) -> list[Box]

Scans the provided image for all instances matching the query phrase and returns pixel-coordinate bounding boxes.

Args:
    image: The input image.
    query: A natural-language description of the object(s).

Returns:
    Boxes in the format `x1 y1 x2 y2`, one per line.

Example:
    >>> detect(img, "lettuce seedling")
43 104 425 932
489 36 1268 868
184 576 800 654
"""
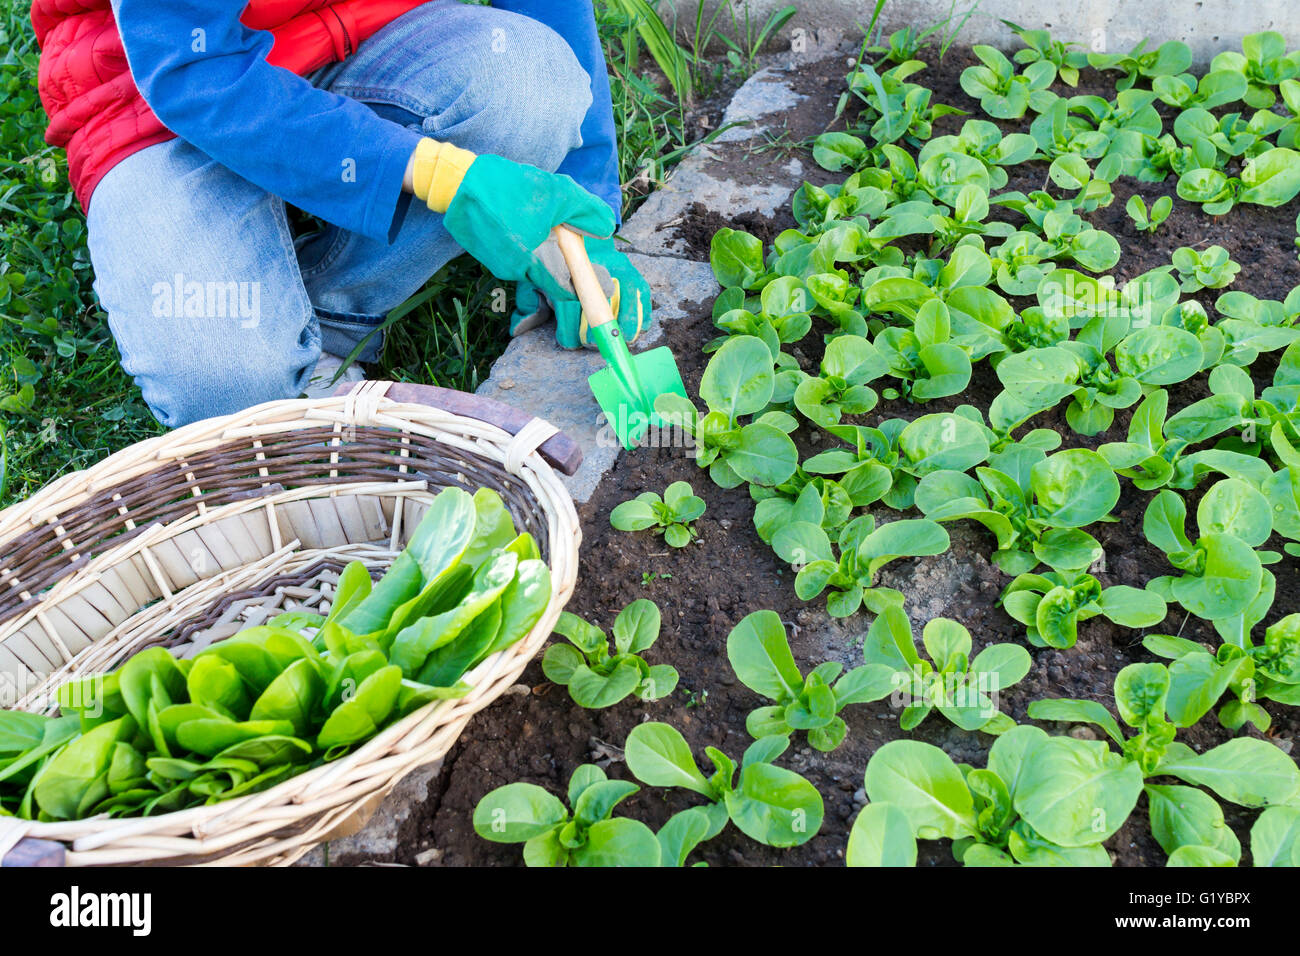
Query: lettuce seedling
1210 30 1300 109
472 763 659 866
1004 21 1088 86
610 481 705 548
1087 38 1192 91
1143 613 1300 734
774 514 950 617
1153 70 1249 110
726 610 894 751
654 334 798 489
624 722 823 847
915 446 1120 575
1029 97 1109 160
849 730 1113 866
866 26 933 65
1125 194 1172 233
987 199 1121 273
862 244 1015 356
1027 662 1300 863
812 130 880 173
1047 153 1113 212
792 332 888 427
873 299 973 401
924 185 1018 255
1173 107 1281 166
989 234 1052 297
1176 147 1300 216
708 279 812 358
1143 478 1276 622
1213 288 1300 366
800 411 992 511
710 227 772 290
1100 388 1270 491
751 468 884 546
960 45 1055 119
543 600 678 708
861 606 1029 733
918 119 1038 190
1000 569 1166 648
995 311 1204 435
842 60 966 148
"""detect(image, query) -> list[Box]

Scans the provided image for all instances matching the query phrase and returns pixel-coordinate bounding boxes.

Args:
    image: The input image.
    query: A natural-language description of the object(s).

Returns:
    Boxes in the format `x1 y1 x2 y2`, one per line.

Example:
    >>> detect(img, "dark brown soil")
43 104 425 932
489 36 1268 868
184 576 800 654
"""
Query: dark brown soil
387 46 1300 868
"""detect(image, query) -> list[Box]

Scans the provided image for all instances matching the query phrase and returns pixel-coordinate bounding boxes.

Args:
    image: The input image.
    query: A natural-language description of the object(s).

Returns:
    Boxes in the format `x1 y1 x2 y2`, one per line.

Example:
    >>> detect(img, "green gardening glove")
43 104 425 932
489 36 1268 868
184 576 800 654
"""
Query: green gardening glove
510 235 652 350
417 145 616 313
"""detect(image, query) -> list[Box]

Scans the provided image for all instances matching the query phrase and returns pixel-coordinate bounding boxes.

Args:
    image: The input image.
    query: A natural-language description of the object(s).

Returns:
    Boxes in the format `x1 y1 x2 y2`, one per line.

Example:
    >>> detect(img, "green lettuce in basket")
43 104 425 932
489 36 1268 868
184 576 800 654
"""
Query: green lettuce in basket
0 486 551 821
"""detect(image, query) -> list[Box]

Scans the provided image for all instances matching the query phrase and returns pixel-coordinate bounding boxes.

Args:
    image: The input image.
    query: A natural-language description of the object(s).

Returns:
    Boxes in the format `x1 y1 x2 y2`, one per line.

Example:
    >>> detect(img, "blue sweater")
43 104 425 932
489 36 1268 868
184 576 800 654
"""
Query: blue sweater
110 0 620 242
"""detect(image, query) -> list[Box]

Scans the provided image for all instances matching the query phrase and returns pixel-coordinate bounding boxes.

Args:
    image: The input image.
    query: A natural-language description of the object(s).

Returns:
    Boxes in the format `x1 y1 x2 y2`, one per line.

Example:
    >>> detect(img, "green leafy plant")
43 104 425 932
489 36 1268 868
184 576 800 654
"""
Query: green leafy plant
1028 662 1300 864
848 729 1113 866
792 333 888 426
861 606 1029 734
1175 244 1242 293
726 609 892 751
1177 148 1300 216
542 599 678 707
773 513 950 618
1087 38 1192 91
1000 569 1166 648
841 59 966 149
1210 31 1300 109
1142 614 1300 734
472 763 659 866
1153 70 1249 110
1126 194 1172 233
654 334 798 489
960 45 1056 120
1003 21 1088 87
3 487 551 820
874 299 974 401
791 411 992 513
1047 152 1113 212
995 311 1204 435
1029 96 1110 161
610 480 705 547
624 722 823 847
1099 388 1269 492
1143 478 1275 623
915 446 1120 575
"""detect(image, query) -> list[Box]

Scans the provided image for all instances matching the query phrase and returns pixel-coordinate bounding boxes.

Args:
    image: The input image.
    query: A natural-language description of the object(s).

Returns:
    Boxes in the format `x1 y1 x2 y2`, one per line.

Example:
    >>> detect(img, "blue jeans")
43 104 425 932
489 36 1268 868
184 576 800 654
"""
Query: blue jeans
87 1 591 428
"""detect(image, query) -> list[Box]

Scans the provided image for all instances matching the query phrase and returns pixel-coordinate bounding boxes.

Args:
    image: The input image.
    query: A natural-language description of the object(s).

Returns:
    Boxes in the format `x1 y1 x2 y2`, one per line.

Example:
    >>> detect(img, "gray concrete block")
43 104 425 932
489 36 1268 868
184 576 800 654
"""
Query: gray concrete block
664 0 1296 66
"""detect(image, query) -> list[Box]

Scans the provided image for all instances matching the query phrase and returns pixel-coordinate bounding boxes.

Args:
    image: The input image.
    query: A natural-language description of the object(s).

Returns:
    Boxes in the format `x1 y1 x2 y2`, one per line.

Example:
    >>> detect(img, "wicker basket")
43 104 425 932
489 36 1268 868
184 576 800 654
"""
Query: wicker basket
0 380 582 866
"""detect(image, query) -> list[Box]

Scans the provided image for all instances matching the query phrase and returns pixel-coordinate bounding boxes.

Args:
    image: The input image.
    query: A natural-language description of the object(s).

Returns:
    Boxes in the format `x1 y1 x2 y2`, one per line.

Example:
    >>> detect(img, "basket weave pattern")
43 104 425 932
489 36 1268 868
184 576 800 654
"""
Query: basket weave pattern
0 381 580 865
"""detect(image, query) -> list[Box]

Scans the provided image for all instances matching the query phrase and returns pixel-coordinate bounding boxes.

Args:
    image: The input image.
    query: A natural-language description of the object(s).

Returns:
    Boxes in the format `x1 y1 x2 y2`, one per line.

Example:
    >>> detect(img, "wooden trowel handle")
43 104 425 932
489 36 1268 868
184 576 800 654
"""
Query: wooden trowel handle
554 226 617 331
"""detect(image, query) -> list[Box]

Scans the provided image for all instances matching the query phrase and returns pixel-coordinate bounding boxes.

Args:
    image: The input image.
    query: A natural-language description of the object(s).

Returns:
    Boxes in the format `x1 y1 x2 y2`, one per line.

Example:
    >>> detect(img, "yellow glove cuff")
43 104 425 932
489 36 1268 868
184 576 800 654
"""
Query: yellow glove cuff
411 139 477 214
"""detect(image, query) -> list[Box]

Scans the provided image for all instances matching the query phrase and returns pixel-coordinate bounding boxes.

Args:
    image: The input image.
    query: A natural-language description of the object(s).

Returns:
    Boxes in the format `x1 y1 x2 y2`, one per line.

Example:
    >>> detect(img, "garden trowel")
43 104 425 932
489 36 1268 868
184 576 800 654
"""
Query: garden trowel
554 226 687 450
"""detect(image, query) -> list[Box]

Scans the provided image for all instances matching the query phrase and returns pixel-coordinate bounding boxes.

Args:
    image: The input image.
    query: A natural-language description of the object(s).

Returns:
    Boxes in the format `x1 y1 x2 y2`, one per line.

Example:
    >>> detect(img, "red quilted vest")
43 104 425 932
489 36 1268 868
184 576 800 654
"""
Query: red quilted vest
31 0 428 208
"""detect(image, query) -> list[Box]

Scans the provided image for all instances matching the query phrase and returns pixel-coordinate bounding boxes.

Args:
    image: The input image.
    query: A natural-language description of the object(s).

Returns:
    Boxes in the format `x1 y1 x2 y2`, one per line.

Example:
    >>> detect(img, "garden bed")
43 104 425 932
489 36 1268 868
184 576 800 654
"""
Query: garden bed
369 43 1300 867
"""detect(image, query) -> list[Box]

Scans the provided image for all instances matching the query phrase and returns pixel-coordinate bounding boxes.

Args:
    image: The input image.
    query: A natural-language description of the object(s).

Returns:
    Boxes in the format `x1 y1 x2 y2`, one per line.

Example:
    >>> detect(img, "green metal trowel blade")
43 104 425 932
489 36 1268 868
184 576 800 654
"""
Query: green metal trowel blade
588 344 688 450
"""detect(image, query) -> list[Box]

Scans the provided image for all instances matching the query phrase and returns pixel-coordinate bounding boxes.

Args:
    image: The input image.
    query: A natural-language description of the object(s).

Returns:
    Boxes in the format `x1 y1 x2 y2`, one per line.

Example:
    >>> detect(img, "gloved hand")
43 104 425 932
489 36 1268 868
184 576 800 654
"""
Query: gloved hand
510 235 651 349
409 138 615 317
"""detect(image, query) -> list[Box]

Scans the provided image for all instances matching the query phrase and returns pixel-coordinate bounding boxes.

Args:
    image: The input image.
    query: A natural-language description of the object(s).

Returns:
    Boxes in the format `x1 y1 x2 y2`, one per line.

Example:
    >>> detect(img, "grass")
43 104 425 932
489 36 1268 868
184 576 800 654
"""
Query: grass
1 0 779 510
